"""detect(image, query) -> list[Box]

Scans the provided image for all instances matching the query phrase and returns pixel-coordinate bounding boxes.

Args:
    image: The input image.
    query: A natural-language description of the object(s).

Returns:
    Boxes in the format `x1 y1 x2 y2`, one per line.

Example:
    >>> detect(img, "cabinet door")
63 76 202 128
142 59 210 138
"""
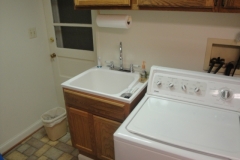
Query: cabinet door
218 0 240 12
74 0 131 7
138 0 214 8
94 116 121 160
68 107 96 155
222 0 240 8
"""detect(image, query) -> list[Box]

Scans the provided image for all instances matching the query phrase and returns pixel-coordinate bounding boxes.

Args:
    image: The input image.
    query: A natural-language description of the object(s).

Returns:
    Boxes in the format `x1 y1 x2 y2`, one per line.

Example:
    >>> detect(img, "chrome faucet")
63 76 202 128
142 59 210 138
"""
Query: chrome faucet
120 42 123 70
106 42 139 72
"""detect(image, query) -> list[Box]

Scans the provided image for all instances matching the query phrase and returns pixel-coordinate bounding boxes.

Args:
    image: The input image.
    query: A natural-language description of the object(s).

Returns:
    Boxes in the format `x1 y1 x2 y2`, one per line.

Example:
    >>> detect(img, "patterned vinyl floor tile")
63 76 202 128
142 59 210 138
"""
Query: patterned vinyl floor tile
3 127 79 160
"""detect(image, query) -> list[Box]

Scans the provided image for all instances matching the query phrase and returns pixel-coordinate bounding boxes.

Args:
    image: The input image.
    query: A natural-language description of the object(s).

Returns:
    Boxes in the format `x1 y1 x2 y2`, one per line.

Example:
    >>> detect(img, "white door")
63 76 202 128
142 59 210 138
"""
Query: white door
42 0 97 107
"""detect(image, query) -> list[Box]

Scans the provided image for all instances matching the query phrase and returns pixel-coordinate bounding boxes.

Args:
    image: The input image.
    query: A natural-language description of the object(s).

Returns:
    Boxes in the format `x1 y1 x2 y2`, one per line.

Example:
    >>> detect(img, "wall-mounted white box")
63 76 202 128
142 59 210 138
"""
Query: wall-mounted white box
204 38 240 75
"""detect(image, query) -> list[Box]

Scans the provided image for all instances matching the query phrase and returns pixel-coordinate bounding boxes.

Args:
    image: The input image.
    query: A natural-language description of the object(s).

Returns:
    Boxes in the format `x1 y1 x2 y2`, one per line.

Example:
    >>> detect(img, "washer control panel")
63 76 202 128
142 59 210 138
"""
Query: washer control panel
148 66 240 112
153 75 207 96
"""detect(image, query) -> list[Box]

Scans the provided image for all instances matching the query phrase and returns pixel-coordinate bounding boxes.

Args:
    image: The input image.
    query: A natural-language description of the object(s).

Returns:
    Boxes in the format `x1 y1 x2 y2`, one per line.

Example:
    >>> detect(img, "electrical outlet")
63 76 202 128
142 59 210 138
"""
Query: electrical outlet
28 27 37 39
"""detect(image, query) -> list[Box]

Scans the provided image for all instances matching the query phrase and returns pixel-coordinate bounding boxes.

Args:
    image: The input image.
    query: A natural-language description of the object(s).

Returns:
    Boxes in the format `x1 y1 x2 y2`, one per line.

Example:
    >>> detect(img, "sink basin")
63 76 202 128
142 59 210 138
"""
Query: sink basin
61 67 147 102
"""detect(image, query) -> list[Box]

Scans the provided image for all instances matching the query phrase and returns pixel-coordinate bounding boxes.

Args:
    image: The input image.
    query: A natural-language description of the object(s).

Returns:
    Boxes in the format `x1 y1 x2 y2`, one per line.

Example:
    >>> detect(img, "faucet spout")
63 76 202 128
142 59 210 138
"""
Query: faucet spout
120 42 123 70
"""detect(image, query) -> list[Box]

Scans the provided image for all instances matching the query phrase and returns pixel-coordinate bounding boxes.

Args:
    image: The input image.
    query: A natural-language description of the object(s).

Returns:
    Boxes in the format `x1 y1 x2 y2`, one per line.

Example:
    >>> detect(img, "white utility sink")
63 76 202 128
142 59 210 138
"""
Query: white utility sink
61 67 147 103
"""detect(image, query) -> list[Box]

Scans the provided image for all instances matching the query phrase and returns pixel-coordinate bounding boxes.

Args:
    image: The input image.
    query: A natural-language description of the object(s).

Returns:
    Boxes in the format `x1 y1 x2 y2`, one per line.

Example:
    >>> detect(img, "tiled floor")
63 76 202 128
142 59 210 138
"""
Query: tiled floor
3 127 79 160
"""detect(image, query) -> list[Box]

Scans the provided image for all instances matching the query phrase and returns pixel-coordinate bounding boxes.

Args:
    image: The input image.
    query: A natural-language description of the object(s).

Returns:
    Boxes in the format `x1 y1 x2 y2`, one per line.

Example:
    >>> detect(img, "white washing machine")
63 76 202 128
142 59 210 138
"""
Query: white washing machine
114 66 240 160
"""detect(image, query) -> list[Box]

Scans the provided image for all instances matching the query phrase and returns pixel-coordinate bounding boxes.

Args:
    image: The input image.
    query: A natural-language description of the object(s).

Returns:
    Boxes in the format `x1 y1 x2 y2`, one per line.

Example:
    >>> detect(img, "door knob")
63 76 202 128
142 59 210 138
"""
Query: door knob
50 53 56 58
50 37 54 43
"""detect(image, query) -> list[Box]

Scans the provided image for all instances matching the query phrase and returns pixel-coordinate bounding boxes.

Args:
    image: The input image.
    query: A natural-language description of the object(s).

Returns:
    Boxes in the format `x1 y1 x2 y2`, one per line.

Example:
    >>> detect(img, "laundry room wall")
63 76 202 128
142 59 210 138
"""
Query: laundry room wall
0 0 58 153
96 10 240 73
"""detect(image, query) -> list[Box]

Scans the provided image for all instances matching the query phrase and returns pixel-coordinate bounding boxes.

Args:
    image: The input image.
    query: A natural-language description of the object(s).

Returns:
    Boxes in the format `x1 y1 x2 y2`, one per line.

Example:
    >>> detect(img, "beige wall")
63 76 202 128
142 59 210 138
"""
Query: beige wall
96 10 240 73
0 0 58 153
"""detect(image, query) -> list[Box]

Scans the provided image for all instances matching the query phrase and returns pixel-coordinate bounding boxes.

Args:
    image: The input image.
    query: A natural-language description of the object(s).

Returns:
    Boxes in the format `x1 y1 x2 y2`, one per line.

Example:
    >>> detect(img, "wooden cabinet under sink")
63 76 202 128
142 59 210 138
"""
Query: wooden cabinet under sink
63 88 146 160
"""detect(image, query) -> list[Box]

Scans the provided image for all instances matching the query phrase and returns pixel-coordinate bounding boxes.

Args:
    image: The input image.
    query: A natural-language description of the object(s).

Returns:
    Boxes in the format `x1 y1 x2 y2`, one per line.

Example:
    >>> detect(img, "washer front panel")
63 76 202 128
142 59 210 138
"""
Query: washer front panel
148 66 240 112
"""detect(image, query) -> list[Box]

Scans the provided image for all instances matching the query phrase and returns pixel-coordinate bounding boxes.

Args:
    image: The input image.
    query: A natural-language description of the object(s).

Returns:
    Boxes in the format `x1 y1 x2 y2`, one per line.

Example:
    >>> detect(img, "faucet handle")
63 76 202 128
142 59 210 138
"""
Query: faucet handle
105 61 114 69
130 64 140 73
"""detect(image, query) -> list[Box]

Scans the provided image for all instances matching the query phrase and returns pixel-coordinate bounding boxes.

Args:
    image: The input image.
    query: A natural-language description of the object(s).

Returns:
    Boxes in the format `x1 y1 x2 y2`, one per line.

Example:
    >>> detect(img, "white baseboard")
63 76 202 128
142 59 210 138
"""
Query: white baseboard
0 120 43 154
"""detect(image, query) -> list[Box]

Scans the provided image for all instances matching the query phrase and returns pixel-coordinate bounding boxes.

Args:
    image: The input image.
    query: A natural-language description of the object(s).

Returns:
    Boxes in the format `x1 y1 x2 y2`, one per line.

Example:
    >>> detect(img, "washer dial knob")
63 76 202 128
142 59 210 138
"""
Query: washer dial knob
220 90 231 100
194 87 200 93
181 85 187 91
169 83 174 88
156 81 161 86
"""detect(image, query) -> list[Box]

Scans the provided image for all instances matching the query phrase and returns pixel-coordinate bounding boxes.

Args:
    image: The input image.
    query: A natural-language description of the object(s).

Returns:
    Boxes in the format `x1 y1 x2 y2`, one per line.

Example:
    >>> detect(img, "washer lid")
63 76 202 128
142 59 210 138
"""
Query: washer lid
127 97 240 159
